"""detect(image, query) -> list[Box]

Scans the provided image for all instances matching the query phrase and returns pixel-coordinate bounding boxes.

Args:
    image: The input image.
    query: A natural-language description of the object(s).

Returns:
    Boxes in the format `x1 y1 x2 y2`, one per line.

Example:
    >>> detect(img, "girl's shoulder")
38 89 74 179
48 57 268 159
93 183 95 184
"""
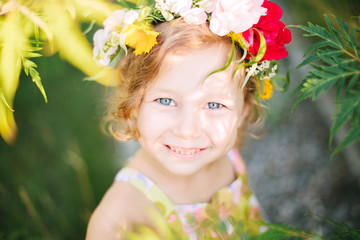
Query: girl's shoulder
86 181 157 239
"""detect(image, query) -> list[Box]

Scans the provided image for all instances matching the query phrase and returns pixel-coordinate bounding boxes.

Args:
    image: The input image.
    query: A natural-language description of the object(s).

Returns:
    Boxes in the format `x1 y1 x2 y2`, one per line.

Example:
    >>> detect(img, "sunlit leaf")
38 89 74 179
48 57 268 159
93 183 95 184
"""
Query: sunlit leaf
0 10 26 144
0 87 14 112
44 1 116 86
0 101 17 145
68 0 120 24
17 2 53 44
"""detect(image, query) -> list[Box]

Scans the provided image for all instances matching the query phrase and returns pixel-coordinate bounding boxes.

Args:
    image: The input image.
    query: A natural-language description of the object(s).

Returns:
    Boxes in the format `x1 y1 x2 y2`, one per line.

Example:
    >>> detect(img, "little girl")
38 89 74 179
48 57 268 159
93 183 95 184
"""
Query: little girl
87 1 291 239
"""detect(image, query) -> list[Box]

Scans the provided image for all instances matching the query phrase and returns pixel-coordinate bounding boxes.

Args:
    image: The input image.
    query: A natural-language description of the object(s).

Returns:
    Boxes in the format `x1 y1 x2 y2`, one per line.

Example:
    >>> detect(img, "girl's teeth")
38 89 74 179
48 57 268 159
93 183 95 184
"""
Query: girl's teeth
169 146 200 155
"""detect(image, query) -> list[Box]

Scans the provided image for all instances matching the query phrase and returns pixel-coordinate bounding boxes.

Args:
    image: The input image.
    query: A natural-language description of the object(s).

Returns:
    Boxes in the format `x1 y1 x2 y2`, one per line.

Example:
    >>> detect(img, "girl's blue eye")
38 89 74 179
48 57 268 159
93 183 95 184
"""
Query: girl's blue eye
157 98 174 106
207 102 223 109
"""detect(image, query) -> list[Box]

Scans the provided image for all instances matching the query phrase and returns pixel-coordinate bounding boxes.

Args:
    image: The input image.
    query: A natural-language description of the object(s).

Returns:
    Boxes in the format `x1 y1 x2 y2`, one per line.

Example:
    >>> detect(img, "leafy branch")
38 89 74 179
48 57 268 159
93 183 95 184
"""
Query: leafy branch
291 14 360 156
0 0 119 145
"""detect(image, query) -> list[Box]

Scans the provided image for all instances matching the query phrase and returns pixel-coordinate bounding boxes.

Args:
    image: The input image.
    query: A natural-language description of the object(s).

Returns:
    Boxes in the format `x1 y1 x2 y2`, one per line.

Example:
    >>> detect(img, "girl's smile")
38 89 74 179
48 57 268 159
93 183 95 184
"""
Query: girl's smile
164 144 207 159
135 44 246 176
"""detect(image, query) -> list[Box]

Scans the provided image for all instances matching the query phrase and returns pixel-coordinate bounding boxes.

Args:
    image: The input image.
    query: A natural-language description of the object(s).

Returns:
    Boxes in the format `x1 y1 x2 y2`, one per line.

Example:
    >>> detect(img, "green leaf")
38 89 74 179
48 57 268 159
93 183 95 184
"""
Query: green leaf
32 74 47 103
306 22 333 40
34 25 40 48
309 69 333 79
0 88 14 112
116 0 138 9
297 54 320 69
346 74 360 96
247 221 322 240
83 20 96 35
303 40 337 56
292 84 313 111
329 97 359 147
336 78 345 100
325 14 345 48
332 122 360 157
205 37 235 81
252 30 267 63
22 59 47 103
335 15 349 34
308 77 338 100
291 78 308 99
26 52 42 58
272 68 290 92
23 59 38 70
298 49 345 69
318 49 344 59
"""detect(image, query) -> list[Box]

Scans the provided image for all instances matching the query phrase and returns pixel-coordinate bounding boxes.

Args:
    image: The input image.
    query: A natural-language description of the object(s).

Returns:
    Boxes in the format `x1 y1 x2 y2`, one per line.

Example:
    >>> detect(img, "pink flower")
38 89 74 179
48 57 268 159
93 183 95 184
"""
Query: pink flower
168 214 177 223
210 0 267 36
242 0 292 60
182 8 208 25
194 207 205 222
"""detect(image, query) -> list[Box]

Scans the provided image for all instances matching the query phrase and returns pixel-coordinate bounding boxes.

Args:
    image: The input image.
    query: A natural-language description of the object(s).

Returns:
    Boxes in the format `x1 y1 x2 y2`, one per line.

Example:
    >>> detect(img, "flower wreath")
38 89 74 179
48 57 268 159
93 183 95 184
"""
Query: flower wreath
93 0 292 100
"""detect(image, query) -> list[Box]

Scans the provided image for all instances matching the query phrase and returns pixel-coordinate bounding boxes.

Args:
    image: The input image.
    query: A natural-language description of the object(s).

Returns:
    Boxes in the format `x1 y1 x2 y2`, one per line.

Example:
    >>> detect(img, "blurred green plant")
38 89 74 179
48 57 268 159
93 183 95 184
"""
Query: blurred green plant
291 14 360 156
0 0 119 145
124 210 360 240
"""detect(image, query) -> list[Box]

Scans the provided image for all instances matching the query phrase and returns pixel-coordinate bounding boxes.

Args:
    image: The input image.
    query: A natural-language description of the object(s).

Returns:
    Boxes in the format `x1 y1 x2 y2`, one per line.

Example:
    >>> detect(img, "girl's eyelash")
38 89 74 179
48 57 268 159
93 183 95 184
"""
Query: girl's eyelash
156 98 175 106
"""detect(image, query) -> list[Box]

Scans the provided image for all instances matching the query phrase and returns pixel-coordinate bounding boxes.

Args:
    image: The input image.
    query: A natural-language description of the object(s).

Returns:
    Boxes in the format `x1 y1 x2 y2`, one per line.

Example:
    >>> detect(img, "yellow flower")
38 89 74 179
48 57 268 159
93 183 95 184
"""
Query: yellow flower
124 24 160 55
257 78 273 100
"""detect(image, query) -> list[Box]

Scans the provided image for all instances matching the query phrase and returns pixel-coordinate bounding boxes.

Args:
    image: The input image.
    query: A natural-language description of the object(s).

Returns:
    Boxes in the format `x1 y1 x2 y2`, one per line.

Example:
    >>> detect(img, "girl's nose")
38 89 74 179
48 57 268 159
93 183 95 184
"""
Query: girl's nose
173 108 203 140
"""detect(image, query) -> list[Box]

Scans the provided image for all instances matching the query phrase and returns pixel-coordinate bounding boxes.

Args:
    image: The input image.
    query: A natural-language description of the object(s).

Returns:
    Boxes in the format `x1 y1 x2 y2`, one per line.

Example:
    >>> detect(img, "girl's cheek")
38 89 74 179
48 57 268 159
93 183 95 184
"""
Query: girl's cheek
206 114 239 142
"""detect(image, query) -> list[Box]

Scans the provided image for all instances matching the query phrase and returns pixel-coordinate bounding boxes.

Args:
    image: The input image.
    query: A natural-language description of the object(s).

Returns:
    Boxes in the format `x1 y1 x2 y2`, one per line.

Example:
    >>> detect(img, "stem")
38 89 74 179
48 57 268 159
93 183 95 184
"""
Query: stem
342 48 360 62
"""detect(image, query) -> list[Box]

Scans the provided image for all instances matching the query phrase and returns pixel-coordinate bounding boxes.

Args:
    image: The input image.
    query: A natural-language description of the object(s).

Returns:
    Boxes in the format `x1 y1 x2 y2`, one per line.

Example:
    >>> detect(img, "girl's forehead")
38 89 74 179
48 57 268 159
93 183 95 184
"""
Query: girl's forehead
148 46 242 94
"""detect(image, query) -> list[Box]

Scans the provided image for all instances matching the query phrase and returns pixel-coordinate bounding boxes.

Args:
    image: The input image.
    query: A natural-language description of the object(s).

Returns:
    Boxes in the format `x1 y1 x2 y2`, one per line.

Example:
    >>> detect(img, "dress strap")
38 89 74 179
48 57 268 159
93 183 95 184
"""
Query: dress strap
227 148 246 176
115 167 175 218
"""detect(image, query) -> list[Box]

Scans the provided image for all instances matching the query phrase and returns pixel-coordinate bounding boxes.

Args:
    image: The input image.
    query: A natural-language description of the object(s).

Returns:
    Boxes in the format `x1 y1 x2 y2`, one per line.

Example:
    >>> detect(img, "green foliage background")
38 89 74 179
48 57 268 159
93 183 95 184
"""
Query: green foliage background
0 0 359 239
0 54 117 239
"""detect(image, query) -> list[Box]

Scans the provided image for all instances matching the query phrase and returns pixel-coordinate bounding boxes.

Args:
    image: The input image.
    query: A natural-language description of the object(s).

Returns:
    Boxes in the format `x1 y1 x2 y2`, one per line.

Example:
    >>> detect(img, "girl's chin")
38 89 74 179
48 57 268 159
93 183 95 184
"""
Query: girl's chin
162 163 204 176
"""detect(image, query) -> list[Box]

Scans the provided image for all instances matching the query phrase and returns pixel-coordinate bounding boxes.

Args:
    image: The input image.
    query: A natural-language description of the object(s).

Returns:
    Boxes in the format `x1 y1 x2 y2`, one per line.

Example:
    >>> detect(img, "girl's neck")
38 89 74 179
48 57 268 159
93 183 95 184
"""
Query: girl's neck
128 148 236 204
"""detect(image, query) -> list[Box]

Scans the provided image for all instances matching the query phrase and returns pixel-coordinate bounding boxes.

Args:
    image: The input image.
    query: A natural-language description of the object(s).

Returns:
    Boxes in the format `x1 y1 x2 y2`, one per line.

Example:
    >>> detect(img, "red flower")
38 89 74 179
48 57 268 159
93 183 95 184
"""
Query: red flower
242 0 292 60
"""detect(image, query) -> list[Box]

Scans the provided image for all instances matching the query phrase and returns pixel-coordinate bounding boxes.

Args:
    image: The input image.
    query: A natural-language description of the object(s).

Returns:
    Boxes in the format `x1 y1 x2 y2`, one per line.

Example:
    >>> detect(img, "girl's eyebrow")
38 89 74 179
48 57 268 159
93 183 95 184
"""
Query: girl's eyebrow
147 87 175 94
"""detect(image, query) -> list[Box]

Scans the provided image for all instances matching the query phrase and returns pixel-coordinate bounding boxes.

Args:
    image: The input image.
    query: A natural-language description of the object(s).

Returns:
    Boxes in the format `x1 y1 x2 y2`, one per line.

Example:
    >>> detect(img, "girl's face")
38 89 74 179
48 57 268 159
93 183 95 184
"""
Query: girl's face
136 45 246 176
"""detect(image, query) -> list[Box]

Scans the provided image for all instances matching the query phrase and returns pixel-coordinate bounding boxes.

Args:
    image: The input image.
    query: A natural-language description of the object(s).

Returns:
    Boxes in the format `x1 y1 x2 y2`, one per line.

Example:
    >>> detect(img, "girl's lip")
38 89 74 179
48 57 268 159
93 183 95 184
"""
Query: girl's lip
164 144 207 158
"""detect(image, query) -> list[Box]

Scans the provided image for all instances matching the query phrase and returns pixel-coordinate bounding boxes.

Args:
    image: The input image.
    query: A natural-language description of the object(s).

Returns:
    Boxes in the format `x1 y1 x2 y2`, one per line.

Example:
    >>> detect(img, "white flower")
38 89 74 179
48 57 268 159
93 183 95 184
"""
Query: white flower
210 0 267 36
182 8 207 25
155 0 170 11
165 0 192 15
103 9 139 33
123 10 139 26
103 10 127 32
246 63 259 77
98 46 118 66
197 0 217 13
93 29 110 58
93 29 121 66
